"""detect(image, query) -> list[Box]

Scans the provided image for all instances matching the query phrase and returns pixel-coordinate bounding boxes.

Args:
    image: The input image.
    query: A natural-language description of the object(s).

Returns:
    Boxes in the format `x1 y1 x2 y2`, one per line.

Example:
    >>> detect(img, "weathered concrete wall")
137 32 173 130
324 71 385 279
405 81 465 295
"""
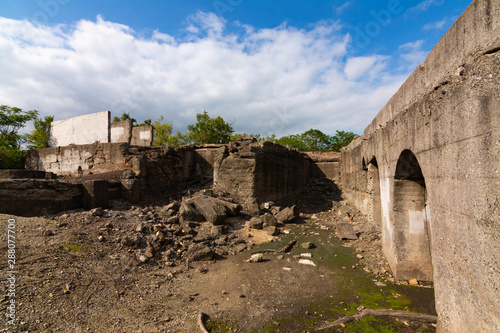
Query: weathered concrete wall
304 151 341 180
26 143 135 176
51 111 110 146
110 120 133 144
131 125 153 146
341 1 500 332
214 141 310 207
0 180 83 216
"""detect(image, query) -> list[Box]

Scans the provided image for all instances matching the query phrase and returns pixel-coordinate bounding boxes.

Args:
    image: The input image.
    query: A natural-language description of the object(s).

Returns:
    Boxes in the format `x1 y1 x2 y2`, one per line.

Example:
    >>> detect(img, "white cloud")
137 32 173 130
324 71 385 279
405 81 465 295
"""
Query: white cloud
0 14 416 137
398 40 427 71
344 55 389 81
334 2 351 15
409 0 444 13
422 17 449 30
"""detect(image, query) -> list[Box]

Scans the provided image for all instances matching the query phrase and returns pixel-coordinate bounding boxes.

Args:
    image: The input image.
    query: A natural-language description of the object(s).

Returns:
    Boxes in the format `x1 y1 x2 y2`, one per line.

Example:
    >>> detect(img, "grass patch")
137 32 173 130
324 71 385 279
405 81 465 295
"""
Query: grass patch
205 318 240 332
344 315 406 333
62 242 84 253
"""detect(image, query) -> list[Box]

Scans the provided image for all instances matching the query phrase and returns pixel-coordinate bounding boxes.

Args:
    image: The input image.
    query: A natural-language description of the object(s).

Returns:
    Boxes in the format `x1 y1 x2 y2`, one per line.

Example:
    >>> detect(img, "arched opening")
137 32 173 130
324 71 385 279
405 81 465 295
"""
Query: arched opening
368 157 382 230
392 150 433 281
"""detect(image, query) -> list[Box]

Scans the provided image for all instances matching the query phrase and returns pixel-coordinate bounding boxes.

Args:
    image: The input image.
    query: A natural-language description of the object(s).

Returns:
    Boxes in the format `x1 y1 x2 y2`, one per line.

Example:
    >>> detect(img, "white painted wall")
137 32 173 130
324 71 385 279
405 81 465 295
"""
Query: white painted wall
50 111 110 146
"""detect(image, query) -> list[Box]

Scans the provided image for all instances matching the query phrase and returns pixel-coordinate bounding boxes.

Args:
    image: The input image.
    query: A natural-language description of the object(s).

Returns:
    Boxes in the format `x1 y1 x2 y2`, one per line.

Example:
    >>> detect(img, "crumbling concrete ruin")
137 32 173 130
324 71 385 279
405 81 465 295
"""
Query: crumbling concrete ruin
341 1 499 332
50 111 153 147
0 0 498 331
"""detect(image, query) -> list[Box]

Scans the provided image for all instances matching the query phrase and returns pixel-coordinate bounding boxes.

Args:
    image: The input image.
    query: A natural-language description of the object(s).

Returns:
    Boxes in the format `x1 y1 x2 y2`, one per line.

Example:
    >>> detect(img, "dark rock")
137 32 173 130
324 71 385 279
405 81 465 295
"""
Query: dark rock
179 201 203 222
91 207 104 216
264 226 280 236
275 205 299 223
218 200 241 216
336 222 358 240
260 213 277 226
187 195 228 225
42 229 54 237
301 242 316 249
121 170 135 179
233 243 247 253
187 244 215 261
249 217 263 229
165 216 179 224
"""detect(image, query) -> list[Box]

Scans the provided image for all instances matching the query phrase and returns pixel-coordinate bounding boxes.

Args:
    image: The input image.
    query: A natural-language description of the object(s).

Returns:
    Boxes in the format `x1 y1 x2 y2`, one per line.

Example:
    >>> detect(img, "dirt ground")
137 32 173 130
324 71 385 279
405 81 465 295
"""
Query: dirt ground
0 179 436 332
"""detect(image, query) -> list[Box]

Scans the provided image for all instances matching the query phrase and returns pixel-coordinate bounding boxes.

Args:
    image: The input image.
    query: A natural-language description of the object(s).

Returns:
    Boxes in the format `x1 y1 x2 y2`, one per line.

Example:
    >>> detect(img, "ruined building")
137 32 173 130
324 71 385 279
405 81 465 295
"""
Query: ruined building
0 0 498 331
341 0 499 332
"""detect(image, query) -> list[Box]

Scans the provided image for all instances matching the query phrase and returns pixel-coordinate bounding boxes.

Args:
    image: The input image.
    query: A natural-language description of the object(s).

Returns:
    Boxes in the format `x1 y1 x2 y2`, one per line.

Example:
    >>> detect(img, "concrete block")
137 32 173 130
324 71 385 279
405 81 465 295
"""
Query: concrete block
131 125 153 146
82 180 109 209
110 120 133 144
50 111 110 146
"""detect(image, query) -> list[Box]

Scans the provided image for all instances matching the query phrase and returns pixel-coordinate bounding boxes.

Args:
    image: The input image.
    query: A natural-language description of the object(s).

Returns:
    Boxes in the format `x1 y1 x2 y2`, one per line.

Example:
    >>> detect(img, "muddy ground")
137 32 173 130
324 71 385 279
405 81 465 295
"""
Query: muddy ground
0 179 436 332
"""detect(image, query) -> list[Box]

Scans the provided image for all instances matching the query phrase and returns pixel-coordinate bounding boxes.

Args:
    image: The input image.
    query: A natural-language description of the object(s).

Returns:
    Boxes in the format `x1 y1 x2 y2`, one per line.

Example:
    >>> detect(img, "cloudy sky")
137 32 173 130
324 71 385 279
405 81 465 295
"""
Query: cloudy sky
0 0 471 137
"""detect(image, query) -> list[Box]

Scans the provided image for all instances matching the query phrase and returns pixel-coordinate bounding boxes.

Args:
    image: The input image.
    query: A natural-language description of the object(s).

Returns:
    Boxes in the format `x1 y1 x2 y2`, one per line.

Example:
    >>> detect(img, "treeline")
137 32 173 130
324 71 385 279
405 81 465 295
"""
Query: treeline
0 105 357 169
119 111 356 151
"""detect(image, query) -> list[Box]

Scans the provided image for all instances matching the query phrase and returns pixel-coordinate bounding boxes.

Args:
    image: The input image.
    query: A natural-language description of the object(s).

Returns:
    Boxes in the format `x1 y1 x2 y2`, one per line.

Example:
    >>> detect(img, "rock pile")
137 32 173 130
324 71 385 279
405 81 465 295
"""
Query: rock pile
54 189 302 268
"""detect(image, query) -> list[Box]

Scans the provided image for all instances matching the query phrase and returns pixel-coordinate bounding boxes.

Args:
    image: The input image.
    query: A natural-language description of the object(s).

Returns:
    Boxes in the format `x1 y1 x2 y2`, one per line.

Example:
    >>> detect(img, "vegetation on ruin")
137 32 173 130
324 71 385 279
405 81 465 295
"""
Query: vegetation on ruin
112 112 151 126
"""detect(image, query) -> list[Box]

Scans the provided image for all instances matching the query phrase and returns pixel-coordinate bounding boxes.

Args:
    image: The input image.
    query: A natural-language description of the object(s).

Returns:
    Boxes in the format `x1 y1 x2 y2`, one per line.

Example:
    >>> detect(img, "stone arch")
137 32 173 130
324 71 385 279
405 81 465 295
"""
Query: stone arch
392 150 433 281
367 156 382 230
362 157 368 171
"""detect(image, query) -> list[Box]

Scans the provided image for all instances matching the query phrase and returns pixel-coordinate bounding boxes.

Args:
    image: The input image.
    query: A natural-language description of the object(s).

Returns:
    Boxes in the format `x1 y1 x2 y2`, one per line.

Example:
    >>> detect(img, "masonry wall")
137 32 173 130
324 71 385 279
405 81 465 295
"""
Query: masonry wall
340 1 500 332
51 111 110 146
214 141 310 207
131 125 153 146
110 120 133 144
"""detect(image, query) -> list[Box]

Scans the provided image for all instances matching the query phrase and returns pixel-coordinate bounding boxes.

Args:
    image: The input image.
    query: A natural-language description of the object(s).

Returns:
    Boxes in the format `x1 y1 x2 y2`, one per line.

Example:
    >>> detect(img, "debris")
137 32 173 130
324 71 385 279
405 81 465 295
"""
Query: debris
283 267 292 271
335 222 358 240
300 253 312 258
198 312 209 333
42 229 54 237
281 240 297 253
247 253 264 263
275 205 299 223
249 217 263 229
298 259 316 266
301 242 316 249
91 207 104 216
264 226 279 236
409 278 419 285
316 308 437 330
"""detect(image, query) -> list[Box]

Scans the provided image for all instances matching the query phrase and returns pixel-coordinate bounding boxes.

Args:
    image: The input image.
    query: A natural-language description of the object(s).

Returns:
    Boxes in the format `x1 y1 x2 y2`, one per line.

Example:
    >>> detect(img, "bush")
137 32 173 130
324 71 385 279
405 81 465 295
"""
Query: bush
0 148 26 169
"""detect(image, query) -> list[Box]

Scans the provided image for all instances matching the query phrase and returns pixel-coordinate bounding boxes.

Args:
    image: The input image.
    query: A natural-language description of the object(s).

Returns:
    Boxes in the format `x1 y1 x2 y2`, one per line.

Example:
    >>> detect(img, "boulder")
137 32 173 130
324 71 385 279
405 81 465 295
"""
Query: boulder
187 243 215 261
179 201 203 222
188 195 228 225
335 222 358 240
264 226 280 236
249 217 263 229
275 205 299 223
260 213 277 226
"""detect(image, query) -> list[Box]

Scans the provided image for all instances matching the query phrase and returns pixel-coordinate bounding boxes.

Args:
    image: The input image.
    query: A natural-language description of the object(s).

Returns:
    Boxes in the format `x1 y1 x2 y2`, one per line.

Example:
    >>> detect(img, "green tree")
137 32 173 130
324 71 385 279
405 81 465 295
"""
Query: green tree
27 115 54 149
0 105 38 169
330 130 356 151
0 105 38 149
113 112 137 125
152 115 189 146
187 111 233 144
264 129 356 151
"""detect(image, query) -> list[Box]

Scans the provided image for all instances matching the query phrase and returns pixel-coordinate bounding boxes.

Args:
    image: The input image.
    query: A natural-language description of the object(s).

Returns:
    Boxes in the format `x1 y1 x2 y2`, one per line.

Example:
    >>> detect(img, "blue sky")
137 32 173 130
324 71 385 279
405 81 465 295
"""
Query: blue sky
0 0 472 136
